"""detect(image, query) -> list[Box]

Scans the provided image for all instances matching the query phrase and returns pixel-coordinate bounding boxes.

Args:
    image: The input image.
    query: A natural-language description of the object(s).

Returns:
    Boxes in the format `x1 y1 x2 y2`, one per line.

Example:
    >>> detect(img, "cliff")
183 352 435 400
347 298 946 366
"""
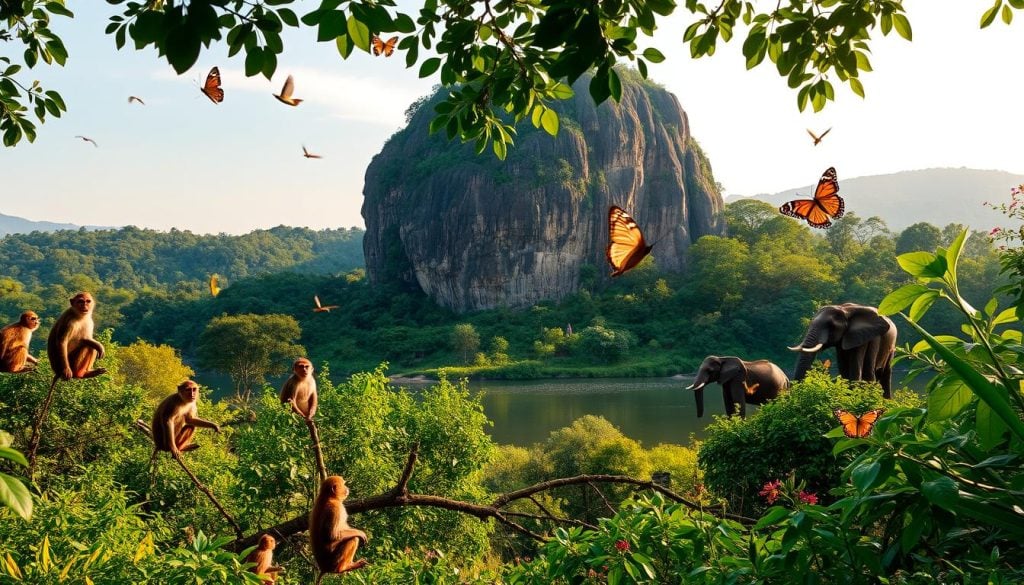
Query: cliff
362 71 726 312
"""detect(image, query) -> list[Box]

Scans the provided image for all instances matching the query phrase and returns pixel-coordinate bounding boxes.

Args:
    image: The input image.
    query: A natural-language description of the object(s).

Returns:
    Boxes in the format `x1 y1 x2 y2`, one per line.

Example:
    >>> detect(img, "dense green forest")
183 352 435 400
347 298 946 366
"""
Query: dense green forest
0 201 1003 381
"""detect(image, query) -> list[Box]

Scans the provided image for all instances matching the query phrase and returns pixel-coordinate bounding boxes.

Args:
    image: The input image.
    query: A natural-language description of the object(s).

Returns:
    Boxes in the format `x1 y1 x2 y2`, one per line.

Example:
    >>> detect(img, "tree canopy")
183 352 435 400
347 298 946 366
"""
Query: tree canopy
2 0 1020 151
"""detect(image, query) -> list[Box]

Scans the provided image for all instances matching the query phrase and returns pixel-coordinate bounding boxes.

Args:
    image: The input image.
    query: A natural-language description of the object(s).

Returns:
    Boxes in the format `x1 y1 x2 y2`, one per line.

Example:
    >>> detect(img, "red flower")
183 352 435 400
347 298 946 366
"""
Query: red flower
759 480 782 504
798 490 819 505
990 227 1003 236
614 539 630 552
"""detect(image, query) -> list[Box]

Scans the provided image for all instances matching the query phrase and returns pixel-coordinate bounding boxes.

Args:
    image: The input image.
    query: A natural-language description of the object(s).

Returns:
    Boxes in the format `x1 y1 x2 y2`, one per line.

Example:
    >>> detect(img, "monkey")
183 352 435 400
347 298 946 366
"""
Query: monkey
245 534 283 584
0 311 40 373
151 380 221 457
46 292 106 380
279 357 318 420
310 475 368 583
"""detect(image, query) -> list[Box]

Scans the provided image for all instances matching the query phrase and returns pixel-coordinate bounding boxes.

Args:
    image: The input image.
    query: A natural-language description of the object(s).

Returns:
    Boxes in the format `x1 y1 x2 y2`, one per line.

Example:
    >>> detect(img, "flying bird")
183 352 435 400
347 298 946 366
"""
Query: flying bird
313 295 339 313
273 74 303 106
128 96 146 105
743 381 760 396
806 127 831 146
371 35 398 57
75 135 98 147
779 167 845 229
200 66 224 104
209 274 221 297
606 206 653 277
302 145 322 159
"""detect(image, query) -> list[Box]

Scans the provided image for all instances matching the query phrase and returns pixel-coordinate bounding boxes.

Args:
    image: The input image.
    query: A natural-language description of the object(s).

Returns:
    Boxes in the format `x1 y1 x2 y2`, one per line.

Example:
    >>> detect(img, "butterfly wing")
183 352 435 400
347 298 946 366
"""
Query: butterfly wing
209 275 220 297
855 409 884 438
812 166 844 220
834 409 861 438
606 206 652 277
383 36 398 57
201 67 224 104
371 35 384 55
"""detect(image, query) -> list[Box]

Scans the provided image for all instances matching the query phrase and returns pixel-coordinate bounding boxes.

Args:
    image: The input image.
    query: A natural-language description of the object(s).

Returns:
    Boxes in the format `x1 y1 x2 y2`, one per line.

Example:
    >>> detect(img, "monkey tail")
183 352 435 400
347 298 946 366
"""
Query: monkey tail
27 376 61 476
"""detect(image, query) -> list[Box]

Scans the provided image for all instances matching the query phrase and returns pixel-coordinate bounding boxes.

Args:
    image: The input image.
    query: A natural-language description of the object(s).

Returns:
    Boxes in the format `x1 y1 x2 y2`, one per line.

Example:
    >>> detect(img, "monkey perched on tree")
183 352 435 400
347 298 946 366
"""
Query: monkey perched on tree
279 357 318 420
310 476 368 583
151 380 220 456
245 534 282 584
46 292 106 380
0 311 40 373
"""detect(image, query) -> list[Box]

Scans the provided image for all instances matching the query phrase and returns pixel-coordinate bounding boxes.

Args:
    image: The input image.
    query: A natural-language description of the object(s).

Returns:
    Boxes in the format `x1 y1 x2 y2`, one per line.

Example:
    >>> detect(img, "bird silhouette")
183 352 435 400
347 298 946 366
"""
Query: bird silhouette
128 96 146 105
806 127 832 146
313 295 338 313
743 381 760 396
302 145 322 159
273 75 303 106
75 135 98 147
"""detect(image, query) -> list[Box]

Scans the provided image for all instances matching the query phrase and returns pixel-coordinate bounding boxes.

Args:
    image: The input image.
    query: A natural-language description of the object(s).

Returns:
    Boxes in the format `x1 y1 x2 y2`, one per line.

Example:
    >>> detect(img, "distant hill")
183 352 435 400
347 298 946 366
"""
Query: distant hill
0 211 106 236
725 168 1023 231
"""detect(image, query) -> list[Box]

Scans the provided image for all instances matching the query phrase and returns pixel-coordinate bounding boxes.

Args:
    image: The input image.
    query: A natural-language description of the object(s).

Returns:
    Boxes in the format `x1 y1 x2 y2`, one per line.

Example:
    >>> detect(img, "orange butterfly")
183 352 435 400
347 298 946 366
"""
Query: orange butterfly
200 66 224 104
834 408 884 438
606 206 653 277
209 274 221 297
313 295 339 313
779 167 844 229
821 358 831 370
371 35 398 57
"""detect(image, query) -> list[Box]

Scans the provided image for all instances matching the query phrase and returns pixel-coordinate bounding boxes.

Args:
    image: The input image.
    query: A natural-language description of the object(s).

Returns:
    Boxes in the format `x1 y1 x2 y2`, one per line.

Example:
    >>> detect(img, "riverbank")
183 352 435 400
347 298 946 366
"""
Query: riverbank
398 357 691 381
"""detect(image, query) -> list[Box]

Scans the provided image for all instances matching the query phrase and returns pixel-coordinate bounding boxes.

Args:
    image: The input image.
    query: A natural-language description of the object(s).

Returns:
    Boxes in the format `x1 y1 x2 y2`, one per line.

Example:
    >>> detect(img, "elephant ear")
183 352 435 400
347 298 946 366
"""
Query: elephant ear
842 307 891 350
720 358 748 385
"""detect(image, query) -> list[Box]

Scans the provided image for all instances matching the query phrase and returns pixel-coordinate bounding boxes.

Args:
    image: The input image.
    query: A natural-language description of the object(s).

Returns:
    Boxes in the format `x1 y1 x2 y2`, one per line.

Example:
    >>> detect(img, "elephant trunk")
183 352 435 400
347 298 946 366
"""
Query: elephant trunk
689 371 710 417
792 328 824 381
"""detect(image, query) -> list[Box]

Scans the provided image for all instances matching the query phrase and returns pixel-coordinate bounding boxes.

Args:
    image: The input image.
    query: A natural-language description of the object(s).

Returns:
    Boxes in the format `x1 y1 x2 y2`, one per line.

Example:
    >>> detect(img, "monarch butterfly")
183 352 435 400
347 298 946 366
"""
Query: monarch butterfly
200 66 224 104
779 167 844 228
606 206 653 277
371 35 398 57
209 274 221 297
834 408 884 438
313 295 339 313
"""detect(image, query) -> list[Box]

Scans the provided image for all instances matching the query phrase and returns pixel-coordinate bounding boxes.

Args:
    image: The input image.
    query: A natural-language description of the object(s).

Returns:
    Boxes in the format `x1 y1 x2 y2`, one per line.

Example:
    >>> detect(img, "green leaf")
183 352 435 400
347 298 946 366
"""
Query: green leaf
418 57 441 78
927 378 973 421
549 82 574 100
908 289 939 322
976 400 1009 450
943 229 968 281
45 1 74 17
347 15 371 52
608 69 622 102
980 2 1000 28
492 137 507 160
0 472 31 520
754 506 791 529
0 446 27 467
878 284 931 315
921 476 958 510
897 251 946 279
642 47 665 63
992 306 1018 326
165 27 202 74
244 46 264 77
852 461 881 491
278 8 299 27
335 34 353 59
540 108 559 136
892 14 913 40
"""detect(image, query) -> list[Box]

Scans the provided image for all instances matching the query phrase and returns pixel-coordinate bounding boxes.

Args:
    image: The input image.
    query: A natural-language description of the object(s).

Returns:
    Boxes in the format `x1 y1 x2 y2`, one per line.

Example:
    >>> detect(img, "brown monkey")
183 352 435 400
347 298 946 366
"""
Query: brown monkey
46 292 106 380
310 476 368 583
151 380 221 456
279 358 318 420
245 534 282 584
0 311 40 373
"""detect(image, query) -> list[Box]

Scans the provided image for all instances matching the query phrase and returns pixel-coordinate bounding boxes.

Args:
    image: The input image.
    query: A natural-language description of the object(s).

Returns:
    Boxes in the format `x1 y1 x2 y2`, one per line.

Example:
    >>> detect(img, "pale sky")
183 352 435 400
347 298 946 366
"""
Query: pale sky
1 1 1021 234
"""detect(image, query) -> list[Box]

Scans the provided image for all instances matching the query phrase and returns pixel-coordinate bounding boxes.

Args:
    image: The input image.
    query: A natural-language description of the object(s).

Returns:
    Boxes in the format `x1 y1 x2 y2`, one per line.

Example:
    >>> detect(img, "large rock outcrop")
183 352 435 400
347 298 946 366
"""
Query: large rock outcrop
362 71 726 312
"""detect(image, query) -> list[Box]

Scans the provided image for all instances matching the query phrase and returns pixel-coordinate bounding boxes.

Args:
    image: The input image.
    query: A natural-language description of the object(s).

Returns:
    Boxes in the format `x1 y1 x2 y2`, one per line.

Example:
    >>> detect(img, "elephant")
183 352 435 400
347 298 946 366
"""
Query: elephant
790 303 897 398
685 356 790 418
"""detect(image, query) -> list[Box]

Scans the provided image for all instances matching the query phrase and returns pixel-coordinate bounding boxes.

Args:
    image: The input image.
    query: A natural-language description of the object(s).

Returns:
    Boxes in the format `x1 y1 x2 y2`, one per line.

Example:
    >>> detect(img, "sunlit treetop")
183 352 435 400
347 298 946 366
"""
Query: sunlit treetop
1 0 1021 154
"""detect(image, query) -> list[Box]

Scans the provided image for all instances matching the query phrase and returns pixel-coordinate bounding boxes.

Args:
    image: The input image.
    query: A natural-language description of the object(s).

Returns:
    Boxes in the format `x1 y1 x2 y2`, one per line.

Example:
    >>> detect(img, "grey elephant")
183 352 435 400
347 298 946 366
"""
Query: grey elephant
790 303 897 398
686 356 789 418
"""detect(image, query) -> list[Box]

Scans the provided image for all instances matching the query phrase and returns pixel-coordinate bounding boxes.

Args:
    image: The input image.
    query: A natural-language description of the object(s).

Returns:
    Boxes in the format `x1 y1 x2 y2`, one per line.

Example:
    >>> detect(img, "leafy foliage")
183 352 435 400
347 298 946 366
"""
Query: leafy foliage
197 314 304 398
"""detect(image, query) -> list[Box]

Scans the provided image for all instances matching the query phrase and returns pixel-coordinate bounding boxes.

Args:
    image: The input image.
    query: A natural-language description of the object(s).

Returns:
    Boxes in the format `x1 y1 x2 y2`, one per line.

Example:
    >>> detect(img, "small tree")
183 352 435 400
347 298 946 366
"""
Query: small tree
115 340 195 404
196 314 304 399
451 323 480 364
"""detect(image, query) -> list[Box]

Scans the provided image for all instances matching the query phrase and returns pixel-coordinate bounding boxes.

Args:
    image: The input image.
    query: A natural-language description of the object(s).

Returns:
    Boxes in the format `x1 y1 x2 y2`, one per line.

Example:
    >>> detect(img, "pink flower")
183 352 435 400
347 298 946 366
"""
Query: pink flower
798 491 819 505
759 480 783 504
614 539 630 552
990 227 1002 236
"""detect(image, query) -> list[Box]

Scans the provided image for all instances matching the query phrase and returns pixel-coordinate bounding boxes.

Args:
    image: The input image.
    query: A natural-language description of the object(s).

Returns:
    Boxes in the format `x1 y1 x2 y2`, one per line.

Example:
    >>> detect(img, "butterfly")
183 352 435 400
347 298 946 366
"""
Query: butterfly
200 66 224 104
806 127 831 146
371 35 398 57
834 408 884 438
313 295 339 313
779 167 844 229
209 274 221 297
821 358 831 370
128 96 146 105
273 74 302 106
302 145 322 159
606 206 653 277
75 135 98 147
743 381 760 396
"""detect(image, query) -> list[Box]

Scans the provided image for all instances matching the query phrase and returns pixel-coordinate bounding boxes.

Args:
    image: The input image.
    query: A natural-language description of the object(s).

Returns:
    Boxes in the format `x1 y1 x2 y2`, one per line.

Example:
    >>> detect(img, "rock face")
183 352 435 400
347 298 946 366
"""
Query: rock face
362 72 726 312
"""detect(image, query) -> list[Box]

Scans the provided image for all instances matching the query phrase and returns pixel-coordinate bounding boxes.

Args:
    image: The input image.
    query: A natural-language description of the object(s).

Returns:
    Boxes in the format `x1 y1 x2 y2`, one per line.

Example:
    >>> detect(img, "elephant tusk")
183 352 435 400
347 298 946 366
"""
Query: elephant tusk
787 344 802 351
687 382 705 391
800 343 824 352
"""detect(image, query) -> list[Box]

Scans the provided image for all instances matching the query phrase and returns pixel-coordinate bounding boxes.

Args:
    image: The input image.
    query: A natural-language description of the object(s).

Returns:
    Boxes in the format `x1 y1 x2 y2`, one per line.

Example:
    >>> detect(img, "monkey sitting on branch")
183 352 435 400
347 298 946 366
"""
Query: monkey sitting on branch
245 534 283 584
0 311 40 373
280 357 318 420
310 476 368 583
47 292 106 380
152 380 221 456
